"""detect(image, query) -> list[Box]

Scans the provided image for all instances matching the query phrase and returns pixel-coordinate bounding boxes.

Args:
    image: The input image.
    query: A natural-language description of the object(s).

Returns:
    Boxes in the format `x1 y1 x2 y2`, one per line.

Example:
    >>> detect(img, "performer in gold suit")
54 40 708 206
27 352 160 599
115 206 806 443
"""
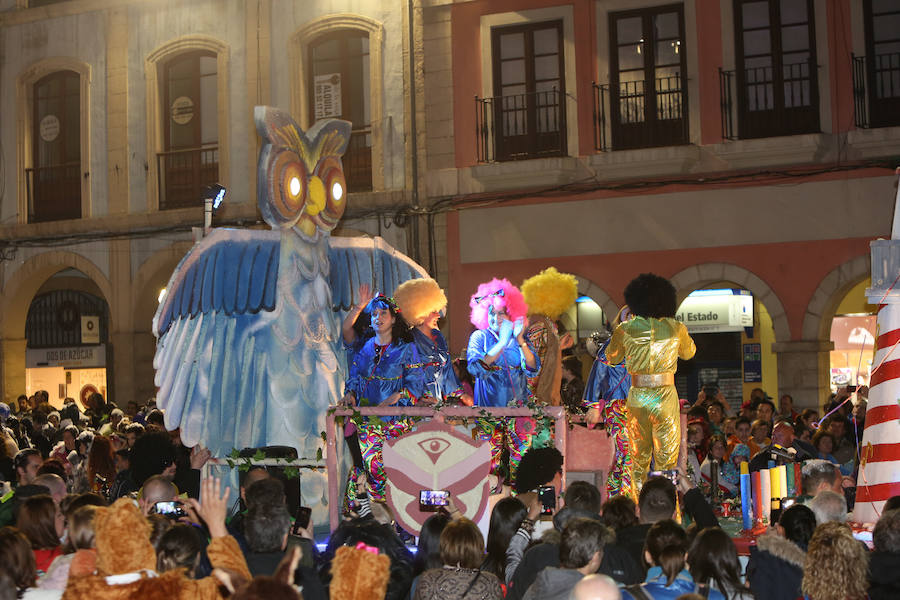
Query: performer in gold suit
606 273 695 501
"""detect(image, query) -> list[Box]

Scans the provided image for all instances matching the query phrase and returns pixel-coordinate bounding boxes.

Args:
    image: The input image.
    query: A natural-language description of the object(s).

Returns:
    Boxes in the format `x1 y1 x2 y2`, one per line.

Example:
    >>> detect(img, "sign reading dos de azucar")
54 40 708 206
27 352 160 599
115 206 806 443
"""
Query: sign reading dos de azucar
26 345 106 369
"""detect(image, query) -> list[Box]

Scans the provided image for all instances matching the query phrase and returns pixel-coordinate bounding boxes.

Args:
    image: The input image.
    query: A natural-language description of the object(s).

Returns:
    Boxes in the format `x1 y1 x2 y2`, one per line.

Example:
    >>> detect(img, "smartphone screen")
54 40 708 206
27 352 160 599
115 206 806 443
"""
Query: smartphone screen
419 490 450 507
538 485 555 515
292 506 312 534
153 500 185 519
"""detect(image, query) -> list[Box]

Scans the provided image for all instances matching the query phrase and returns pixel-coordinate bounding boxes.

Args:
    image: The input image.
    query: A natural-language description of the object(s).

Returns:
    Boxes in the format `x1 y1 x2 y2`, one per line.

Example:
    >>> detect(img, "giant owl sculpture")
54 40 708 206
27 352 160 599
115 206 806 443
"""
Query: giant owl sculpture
153 106 426 462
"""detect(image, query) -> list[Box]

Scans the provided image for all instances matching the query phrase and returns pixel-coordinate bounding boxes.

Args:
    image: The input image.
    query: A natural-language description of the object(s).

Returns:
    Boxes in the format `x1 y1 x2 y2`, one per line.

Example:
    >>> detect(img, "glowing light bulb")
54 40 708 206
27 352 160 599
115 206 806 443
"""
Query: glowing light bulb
289 176 301 196
332 181 344 201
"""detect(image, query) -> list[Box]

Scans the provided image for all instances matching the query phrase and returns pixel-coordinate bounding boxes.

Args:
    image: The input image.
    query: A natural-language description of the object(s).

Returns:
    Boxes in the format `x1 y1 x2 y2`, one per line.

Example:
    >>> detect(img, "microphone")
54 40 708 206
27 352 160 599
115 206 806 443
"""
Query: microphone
769 444 797 462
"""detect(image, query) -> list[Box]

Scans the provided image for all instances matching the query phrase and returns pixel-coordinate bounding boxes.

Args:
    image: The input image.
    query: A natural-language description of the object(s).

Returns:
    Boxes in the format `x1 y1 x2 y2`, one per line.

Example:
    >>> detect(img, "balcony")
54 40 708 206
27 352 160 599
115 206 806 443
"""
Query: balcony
852 53 900 129
26 162 81 223
475 89 567 162
593 75 688 152
719 59 819 140
344 128 373 193
157 146 219 210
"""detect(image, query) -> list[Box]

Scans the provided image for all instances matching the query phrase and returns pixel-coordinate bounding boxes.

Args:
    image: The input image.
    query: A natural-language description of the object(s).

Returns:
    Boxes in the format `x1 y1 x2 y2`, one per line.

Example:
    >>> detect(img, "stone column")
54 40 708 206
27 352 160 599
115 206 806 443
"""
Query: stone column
772 340 833 411
1 337 27 405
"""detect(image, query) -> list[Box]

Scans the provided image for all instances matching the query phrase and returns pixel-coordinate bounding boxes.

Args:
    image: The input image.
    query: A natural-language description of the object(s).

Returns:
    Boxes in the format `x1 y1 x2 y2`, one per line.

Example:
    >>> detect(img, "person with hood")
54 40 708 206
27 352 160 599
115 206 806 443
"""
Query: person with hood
745 503 816 600
867 507 900 599
521 517 610 600
62 477 249 599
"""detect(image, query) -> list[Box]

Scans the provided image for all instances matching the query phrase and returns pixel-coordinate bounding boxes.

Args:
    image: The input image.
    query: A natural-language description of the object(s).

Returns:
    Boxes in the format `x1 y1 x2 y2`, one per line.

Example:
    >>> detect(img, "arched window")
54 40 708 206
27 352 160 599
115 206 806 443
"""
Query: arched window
308 31 372 191
158 50 219 209
29 70 81 223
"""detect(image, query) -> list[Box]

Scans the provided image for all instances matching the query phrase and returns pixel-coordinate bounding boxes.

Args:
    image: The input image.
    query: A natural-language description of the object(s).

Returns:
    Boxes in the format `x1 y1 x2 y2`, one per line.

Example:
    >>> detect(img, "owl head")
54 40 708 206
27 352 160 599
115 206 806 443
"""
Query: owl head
254 106 351 239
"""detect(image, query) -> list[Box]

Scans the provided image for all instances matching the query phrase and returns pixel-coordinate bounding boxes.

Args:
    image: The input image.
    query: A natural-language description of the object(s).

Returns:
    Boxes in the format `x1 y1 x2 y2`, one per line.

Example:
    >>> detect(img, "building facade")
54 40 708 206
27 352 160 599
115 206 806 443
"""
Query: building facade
420 0 897 409
0 0 423 407
1 0 895 412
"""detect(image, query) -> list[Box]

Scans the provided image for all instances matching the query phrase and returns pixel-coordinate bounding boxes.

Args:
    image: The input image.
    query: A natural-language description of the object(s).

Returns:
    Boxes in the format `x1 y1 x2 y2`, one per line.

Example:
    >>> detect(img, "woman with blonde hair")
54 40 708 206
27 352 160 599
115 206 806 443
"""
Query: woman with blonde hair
393 278 471 405
801 521 868 600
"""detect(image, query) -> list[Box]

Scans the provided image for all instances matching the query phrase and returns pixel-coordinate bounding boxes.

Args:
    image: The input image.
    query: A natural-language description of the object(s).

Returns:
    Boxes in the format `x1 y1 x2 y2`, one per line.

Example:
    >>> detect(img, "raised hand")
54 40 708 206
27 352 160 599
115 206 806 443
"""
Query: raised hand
513 318 525 338
498 319 514 342
357 283 374 309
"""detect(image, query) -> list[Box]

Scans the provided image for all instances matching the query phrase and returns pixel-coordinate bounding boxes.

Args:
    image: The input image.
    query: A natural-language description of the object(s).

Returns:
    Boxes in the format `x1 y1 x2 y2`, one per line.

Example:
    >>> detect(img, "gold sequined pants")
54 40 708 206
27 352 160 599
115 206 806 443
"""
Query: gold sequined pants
625 384 681 501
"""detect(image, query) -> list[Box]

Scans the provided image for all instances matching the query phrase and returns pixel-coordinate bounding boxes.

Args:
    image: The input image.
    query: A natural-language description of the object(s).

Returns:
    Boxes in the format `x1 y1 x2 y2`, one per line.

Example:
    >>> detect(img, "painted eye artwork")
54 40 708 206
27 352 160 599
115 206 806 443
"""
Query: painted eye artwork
383 420 492 536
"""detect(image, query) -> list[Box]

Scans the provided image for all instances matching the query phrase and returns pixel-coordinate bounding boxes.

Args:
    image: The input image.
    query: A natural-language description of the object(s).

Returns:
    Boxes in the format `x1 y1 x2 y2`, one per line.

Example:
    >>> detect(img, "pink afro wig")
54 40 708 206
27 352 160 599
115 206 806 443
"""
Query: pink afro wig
469 278 529 330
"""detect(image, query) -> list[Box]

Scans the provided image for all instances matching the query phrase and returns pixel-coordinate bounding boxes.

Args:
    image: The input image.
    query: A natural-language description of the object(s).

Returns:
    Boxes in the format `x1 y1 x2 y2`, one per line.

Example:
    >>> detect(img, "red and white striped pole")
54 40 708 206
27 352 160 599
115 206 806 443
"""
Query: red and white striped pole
853 172 900 524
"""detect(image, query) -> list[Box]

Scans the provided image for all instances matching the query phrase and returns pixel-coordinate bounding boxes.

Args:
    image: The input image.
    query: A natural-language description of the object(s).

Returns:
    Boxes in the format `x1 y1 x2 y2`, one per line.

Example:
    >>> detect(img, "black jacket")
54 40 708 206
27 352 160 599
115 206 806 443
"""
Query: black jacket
745 531 805 600
868 550 900 600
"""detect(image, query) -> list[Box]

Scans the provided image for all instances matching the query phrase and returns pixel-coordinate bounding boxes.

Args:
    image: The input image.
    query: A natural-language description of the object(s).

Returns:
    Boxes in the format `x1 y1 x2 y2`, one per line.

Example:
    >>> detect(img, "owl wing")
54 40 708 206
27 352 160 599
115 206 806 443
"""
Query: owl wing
328 235 429 313
152 228 282 454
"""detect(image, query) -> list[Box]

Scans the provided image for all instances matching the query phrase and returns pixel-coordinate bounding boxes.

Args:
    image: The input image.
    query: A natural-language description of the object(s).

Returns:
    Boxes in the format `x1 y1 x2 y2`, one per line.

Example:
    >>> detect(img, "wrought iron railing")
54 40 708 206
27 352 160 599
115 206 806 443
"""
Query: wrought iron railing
719 58 819 140
852 53 900 129
719 68 736 140
475 88 567 162
593 74 688 151
157 146 219 210
345 128 373 192
25 162 82 223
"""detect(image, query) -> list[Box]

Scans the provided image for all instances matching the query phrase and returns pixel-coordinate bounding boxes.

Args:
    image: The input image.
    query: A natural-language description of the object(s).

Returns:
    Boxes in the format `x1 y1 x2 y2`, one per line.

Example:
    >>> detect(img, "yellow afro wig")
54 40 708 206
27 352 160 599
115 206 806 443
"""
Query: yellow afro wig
392 278 447 326
521 267 578 319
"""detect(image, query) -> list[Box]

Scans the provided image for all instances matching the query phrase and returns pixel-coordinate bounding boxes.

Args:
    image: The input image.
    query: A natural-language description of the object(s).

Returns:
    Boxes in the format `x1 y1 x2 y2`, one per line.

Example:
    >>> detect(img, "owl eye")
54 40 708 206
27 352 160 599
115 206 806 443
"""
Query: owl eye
315 158 347 206
264 150 309 226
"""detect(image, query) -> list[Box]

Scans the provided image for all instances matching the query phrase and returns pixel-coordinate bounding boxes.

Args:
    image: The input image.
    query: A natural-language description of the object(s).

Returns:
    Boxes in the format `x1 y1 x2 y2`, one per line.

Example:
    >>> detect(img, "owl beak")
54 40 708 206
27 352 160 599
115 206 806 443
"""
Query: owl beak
306 176 326 216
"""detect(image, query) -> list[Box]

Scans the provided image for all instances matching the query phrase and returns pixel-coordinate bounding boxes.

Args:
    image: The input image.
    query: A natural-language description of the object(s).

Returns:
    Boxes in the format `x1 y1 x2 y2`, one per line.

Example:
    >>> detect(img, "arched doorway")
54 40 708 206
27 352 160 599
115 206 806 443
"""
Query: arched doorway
24 269 110 409
827 277 876 394
674 283 781 414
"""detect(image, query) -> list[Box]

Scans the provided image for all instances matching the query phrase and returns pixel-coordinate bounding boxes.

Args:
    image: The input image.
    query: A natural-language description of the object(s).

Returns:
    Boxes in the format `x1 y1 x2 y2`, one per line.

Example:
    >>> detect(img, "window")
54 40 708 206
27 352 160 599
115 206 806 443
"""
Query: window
859 0 900 127
157 51 219 210
308 31 372 191
606 4 688 150
479 20 566 161
733 0 819 138
28 70 81 223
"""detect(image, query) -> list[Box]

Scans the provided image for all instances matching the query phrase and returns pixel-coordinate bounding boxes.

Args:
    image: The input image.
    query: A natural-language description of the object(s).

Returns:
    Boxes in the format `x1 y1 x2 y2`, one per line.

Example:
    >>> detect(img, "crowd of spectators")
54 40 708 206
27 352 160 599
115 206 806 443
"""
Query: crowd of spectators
3 383 899 600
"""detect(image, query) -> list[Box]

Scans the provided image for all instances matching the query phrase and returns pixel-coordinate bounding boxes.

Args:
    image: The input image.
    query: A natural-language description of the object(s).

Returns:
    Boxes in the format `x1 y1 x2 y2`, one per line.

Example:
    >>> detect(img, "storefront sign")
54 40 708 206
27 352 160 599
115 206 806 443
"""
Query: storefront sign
26 345 106 368
675 289 753 333
81 316 99 344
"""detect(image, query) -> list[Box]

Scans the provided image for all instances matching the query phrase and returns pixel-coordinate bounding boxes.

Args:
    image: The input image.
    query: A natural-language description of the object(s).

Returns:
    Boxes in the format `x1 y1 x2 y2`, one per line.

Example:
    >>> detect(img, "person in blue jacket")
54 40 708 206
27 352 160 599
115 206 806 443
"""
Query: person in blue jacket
466 278 539 408
393 278 472 405
342 294 422 504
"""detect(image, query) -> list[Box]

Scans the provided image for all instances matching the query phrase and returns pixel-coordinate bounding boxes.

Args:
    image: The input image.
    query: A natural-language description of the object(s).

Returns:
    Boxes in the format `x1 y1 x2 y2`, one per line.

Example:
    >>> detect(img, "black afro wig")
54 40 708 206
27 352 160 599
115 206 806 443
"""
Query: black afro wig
514 446 564 494
623 273 678 319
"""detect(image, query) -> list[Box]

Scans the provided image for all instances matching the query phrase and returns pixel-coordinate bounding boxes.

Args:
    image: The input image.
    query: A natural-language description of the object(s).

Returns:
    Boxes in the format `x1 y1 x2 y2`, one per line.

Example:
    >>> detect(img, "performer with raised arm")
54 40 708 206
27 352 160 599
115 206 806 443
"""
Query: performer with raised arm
392 278 473 406
342 294 423 505
606 273 695 500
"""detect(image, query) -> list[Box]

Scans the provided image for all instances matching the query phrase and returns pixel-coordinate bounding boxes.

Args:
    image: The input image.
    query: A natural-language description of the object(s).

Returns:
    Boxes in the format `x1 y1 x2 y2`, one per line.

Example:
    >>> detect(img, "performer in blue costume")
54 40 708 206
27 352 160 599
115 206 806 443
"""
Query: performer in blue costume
466 278 540 484
466 278 539 408
393 278 472 405
342 294 422 504
584 323 632 498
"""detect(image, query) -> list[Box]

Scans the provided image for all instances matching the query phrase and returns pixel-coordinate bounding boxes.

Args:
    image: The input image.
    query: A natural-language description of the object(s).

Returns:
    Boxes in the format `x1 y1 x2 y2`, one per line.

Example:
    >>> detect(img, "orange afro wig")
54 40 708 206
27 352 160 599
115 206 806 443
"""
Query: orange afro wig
392 278 447 326
469 278 528 330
